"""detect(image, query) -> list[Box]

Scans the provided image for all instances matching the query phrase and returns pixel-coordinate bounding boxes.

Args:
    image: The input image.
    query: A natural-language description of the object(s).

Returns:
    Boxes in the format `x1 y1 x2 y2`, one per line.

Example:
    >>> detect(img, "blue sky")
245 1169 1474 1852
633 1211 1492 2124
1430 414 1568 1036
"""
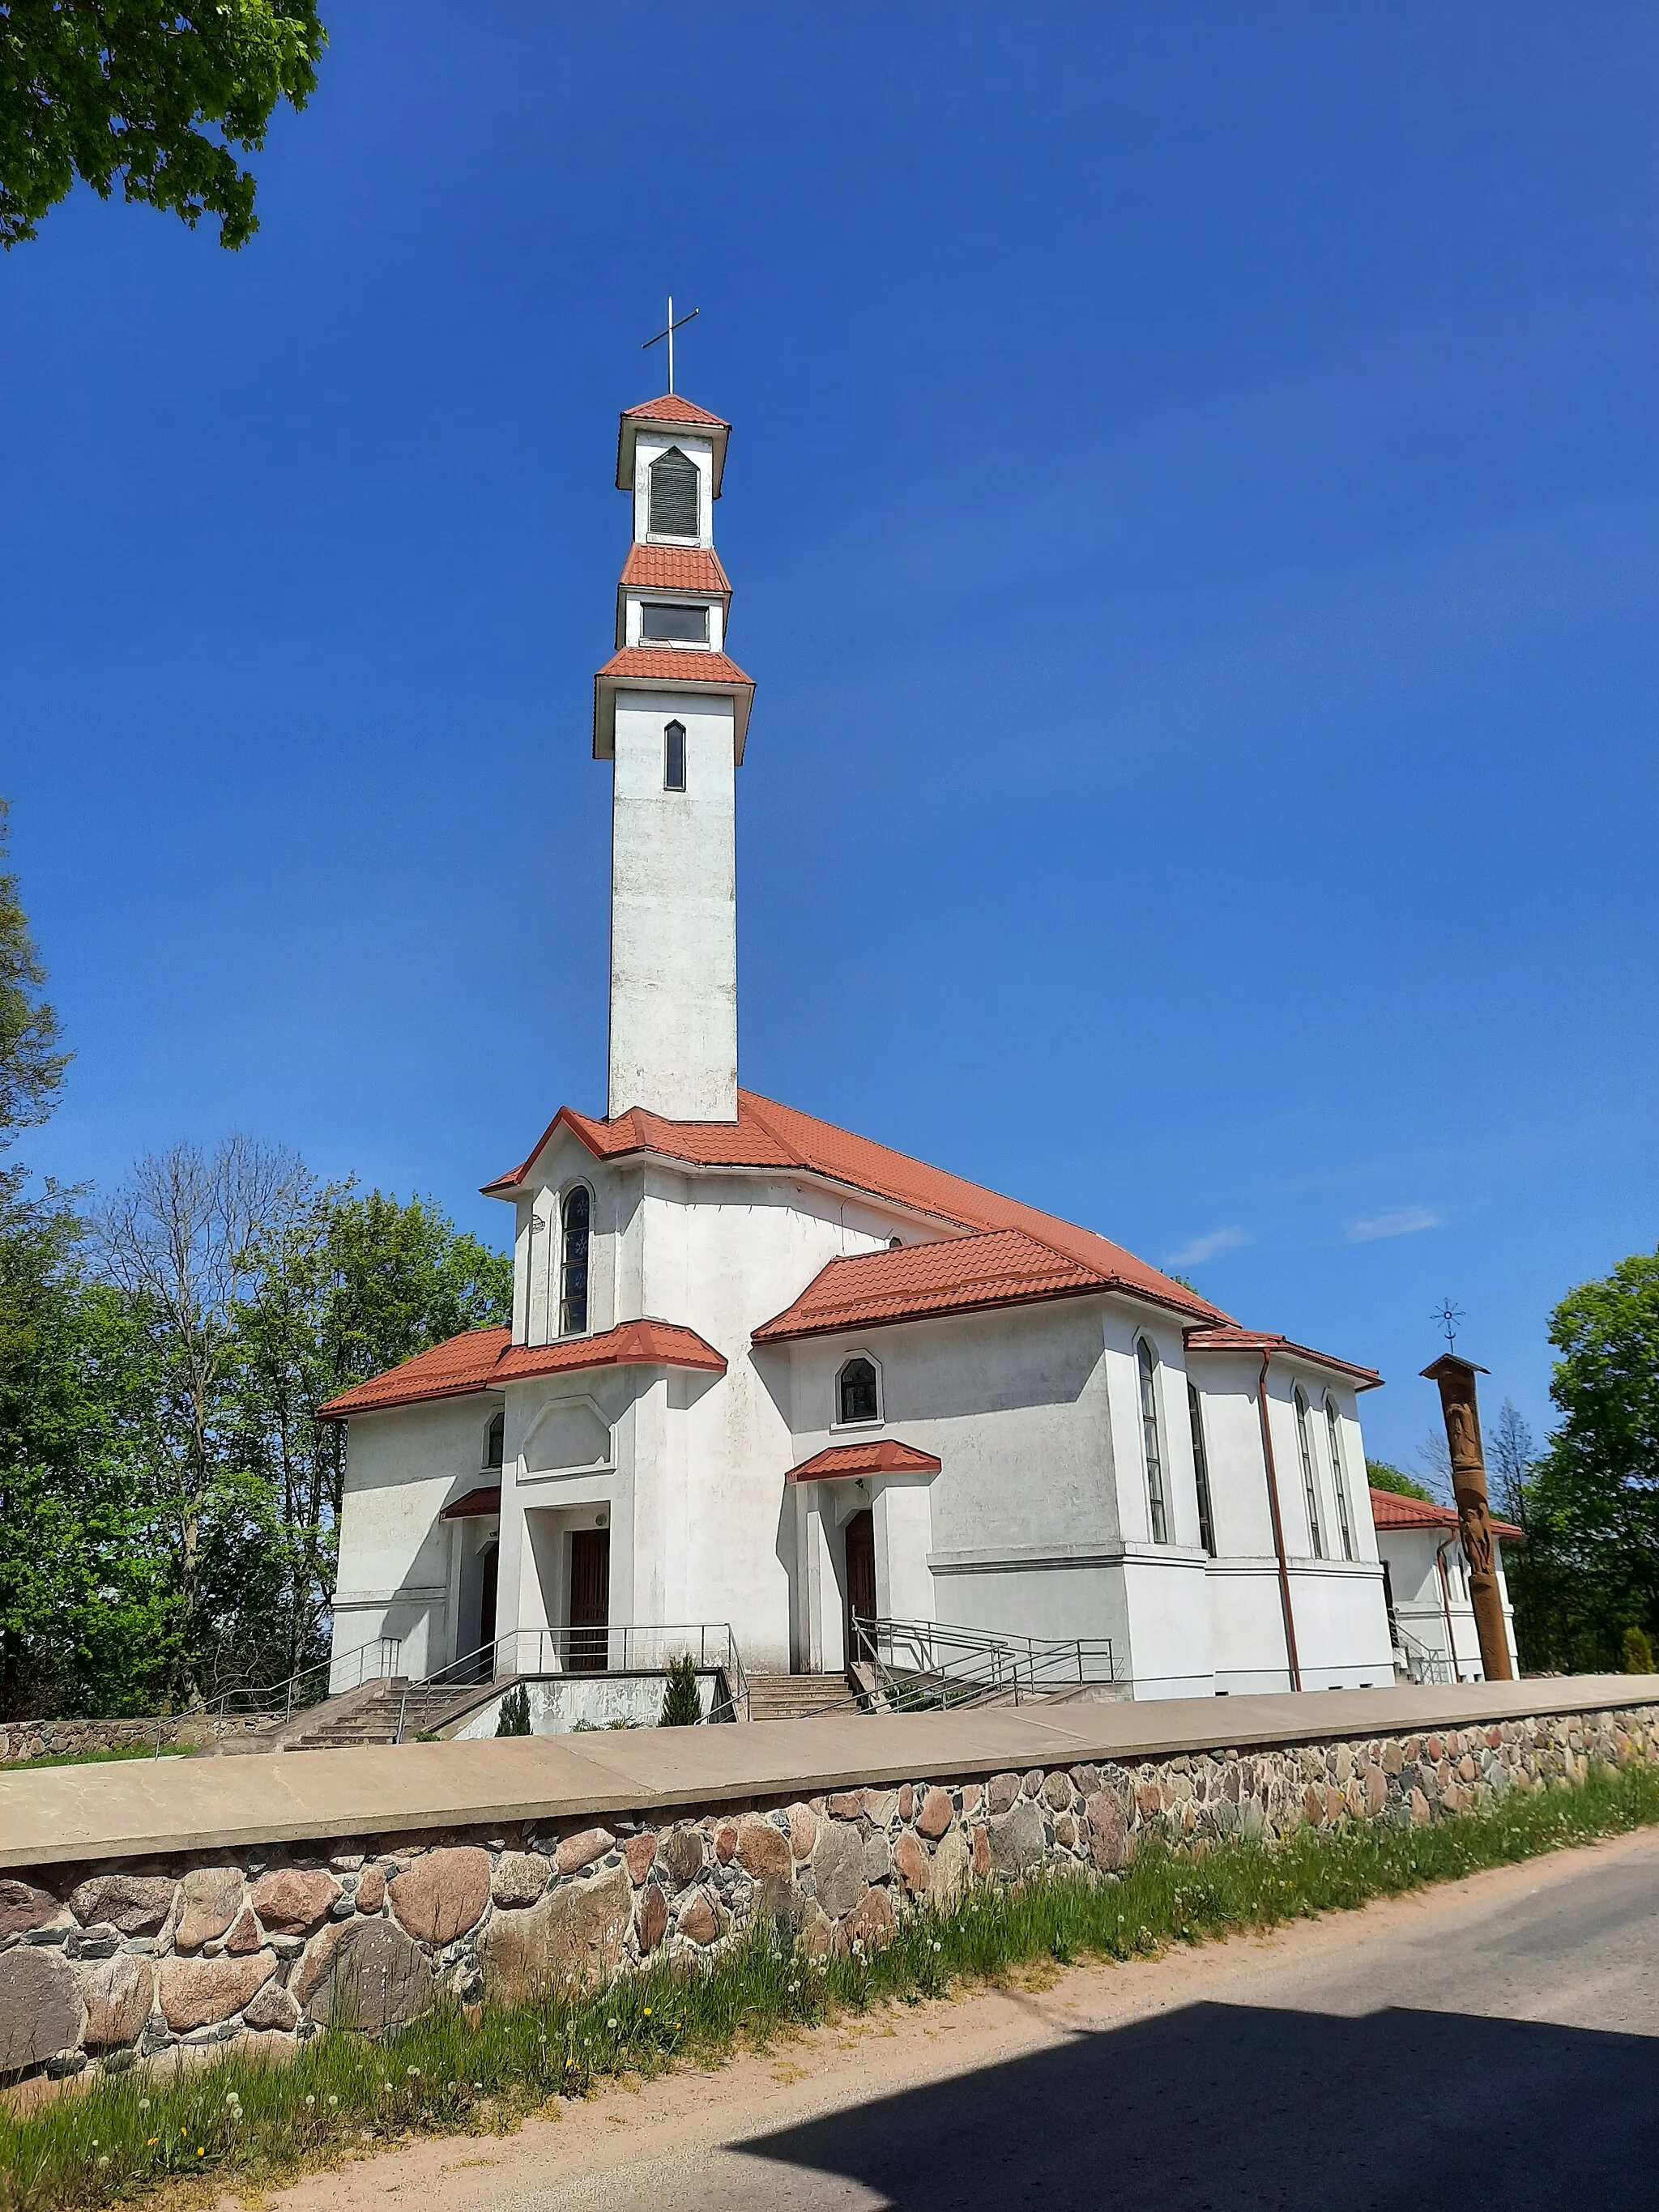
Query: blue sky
3 3 1654 1469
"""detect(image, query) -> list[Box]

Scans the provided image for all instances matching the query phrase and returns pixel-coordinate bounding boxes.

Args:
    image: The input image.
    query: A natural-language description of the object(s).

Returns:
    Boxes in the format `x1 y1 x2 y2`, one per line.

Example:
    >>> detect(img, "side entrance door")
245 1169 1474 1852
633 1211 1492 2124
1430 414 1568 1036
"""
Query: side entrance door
845 1507 876 1664
569 1528 611 1673
476 1540 498 1679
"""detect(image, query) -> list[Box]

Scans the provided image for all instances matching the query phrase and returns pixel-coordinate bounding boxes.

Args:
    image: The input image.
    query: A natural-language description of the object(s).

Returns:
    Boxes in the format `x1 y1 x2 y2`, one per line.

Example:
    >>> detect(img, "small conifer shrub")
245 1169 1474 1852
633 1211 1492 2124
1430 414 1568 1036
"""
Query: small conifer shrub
1623 1625 1655 1675
496 1682 531 1737
659 1655 702 1726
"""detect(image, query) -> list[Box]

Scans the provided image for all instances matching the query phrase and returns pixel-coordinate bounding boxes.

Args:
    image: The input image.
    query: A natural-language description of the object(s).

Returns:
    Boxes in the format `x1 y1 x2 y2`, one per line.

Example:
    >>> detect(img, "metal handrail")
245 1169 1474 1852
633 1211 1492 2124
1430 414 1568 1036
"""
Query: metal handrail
208 1634 403 1740
1392 1619 1455 1686
854 1615 1118 1712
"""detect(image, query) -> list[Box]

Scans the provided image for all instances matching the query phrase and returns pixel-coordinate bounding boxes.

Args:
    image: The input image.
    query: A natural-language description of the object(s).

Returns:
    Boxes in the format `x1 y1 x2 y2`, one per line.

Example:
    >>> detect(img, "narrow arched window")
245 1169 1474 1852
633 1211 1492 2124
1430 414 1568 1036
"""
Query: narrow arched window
1188 1383 1216 1557
559 1186 591 1337
484 1410 505 1473
648 446 699 538
1294 1386 1324 1558
663 719 686 791
1324 1395 1354 1560
838 1356 879 1425
1137 1338 1168 1544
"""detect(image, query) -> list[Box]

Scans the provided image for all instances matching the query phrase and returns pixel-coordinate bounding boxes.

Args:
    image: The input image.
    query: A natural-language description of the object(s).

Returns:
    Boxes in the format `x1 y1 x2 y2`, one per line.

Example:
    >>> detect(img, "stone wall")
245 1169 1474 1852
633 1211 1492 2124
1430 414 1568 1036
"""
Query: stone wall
3 1702 1656 2084
0 1716 224 1767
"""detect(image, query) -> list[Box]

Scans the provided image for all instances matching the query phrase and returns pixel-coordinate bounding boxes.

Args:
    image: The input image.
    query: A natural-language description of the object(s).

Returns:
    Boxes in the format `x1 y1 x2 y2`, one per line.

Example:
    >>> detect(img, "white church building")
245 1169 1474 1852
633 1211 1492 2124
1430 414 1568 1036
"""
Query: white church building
322 386 1399 1704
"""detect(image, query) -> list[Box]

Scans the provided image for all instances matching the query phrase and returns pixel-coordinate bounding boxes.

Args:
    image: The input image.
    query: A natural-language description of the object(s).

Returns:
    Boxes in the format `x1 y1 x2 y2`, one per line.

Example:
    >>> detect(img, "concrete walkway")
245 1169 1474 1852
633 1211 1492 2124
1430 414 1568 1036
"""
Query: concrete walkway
231 1823 1659 2212
3 1675 1653 1870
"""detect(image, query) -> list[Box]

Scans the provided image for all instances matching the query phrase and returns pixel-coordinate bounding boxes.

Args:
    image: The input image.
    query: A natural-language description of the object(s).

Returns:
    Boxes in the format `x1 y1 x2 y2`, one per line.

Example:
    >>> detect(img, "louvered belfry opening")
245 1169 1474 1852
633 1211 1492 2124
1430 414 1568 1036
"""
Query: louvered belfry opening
649 445 699 538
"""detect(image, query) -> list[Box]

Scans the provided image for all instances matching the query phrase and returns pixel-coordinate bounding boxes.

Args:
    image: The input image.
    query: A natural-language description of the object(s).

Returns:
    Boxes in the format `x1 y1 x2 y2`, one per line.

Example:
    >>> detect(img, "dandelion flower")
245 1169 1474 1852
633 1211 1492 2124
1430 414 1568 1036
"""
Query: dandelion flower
606 2017 617 2030
305 2095 315 2109
139 2099 151 2113
643 2007 651 2018
97 2157 109 2172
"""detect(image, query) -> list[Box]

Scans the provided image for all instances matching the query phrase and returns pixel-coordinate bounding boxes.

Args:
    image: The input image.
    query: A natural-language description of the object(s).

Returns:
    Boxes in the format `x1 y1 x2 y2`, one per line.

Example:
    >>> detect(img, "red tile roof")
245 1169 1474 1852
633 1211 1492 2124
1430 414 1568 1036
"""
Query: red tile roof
786 1439 943 1481
318 1319 726 1421
441 1485 503 1519
1368 1485 1523 1541
484 1090 1226 1326
621 394 729 428
595 646 753 687
620 544 731 595
754 1230 1117 1342
1183 1323 1383 1391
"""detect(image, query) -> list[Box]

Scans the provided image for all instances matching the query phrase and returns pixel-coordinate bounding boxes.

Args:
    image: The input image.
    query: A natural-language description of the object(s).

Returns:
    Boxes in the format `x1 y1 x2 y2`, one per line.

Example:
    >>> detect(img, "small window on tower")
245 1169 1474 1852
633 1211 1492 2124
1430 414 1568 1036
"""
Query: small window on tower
641 602 709 644
663 720 687 791
648 446 700 538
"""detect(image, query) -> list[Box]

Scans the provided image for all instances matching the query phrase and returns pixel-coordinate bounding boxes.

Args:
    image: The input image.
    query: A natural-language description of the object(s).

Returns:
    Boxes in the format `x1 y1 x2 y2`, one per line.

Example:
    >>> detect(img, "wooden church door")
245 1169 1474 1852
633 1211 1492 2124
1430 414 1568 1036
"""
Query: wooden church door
569 1528 610 1673
845 1508 876 1663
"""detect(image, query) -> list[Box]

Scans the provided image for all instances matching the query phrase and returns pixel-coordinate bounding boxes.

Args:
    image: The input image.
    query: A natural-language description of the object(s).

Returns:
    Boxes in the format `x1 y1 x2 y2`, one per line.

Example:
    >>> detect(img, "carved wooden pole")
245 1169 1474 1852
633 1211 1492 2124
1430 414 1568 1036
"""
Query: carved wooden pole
1421 1353 1513 1681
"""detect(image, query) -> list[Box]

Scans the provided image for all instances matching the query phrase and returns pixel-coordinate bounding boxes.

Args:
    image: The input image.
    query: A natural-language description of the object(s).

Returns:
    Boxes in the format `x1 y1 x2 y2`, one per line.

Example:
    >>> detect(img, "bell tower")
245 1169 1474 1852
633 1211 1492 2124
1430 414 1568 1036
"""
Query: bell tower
595 392 753 1123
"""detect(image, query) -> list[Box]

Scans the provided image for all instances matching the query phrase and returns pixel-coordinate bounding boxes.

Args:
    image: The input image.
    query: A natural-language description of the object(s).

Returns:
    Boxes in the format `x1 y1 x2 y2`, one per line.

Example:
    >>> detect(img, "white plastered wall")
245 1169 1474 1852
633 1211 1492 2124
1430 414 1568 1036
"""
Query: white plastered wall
608 690 737 1122
1375 1524 1520 1682
330 1392 501 1687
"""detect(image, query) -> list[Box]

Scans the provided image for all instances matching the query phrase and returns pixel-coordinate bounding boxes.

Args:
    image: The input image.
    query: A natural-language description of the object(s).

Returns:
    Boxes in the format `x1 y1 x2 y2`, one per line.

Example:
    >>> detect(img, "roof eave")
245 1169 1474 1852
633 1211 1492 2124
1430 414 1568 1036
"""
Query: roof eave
615 414 729 499
592 670 754 765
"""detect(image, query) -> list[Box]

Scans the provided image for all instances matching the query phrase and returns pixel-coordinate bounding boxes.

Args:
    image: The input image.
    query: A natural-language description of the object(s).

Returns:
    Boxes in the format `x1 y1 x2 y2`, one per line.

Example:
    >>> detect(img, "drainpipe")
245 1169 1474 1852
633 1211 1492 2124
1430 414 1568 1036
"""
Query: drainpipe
1256 1348 1302 1691
1435 1540 1461 1683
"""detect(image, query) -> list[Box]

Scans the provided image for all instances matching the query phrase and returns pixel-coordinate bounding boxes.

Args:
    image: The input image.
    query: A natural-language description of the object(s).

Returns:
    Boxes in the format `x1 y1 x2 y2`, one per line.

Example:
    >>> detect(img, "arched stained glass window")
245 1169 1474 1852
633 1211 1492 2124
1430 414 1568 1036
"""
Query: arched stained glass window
1324 1395 1355 1560
1188 1382 1216 1557
560 1186 591 1337
1294 1386 1324 1558
648 446 699 538
1137 1337 1168 1544
838 1357 879 1425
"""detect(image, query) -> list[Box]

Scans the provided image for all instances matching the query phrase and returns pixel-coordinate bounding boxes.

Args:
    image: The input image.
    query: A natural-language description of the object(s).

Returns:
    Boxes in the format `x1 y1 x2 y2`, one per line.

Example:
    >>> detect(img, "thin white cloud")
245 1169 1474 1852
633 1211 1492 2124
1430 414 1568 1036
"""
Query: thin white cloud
1164 1225 1250 1268
1346 1204 1442 1244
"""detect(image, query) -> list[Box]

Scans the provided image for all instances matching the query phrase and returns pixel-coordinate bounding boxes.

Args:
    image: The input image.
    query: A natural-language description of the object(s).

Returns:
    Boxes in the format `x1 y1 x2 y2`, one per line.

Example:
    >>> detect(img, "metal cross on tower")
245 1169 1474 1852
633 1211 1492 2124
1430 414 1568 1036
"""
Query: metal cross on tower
1431 1297 1465 1352
642 296 698 394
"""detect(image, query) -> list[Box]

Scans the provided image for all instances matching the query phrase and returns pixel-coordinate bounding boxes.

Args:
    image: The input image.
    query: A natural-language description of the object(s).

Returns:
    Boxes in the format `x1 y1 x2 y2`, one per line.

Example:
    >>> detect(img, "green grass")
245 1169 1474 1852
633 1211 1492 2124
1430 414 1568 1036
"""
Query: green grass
5 1759 1658 2212
1 1747 190 1775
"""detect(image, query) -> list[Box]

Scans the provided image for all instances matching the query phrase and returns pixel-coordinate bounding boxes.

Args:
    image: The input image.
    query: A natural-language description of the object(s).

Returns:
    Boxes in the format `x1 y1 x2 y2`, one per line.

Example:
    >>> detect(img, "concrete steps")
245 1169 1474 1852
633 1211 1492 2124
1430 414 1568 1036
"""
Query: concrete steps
744 1672 859 1721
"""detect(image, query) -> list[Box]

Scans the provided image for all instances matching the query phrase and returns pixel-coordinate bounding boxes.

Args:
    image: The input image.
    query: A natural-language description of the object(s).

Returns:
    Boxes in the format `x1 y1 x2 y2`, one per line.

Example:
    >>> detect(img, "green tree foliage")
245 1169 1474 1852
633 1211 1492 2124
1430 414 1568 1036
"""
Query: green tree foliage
495 1681 530 1737
1624 1624 1655 1676
231 1187 514 1690
1364 1458 1435 1502
1511 1251 1659 1671
659 1653 702 1726
0 0 326 249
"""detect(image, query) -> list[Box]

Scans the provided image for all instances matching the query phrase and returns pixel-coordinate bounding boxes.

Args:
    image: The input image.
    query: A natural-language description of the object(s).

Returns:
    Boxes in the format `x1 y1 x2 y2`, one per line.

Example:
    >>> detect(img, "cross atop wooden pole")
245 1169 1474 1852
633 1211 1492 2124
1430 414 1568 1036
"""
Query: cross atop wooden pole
642 296 698 394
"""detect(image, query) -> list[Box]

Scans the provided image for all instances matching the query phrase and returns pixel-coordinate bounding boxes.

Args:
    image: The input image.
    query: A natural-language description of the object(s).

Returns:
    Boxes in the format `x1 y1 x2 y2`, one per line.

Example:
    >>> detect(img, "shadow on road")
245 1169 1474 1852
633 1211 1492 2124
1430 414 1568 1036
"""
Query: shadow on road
738 1999 1659 2210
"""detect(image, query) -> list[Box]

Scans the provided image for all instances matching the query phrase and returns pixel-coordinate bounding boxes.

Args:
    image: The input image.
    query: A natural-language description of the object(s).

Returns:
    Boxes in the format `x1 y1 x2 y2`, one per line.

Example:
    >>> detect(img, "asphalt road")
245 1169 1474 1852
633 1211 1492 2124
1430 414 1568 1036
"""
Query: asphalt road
262 1826 1659 2212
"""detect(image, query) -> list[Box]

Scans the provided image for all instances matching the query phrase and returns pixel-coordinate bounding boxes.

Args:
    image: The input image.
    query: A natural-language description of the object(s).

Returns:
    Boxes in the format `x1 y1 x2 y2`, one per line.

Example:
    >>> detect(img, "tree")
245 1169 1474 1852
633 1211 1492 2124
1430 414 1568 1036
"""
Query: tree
230 1187 514 1687
1365 1459 1435 1503
1517 1251 1659 1672
659 1654 702 1726
96 1136 313 1704
0 1 326 251
0 799 68 1144
1488 1398 1535 1526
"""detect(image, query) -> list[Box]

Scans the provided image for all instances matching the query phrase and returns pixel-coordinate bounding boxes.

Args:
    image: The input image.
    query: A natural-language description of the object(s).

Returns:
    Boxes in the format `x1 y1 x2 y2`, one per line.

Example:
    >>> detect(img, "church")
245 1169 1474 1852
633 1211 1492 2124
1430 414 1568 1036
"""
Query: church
322 381 1399 1706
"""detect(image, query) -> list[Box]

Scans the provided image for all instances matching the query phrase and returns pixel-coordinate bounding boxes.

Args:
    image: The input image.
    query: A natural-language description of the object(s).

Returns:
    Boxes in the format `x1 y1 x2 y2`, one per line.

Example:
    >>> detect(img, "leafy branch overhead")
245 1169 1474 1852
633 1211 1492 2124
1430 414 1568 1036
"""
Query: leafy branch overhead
0 1 326 249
